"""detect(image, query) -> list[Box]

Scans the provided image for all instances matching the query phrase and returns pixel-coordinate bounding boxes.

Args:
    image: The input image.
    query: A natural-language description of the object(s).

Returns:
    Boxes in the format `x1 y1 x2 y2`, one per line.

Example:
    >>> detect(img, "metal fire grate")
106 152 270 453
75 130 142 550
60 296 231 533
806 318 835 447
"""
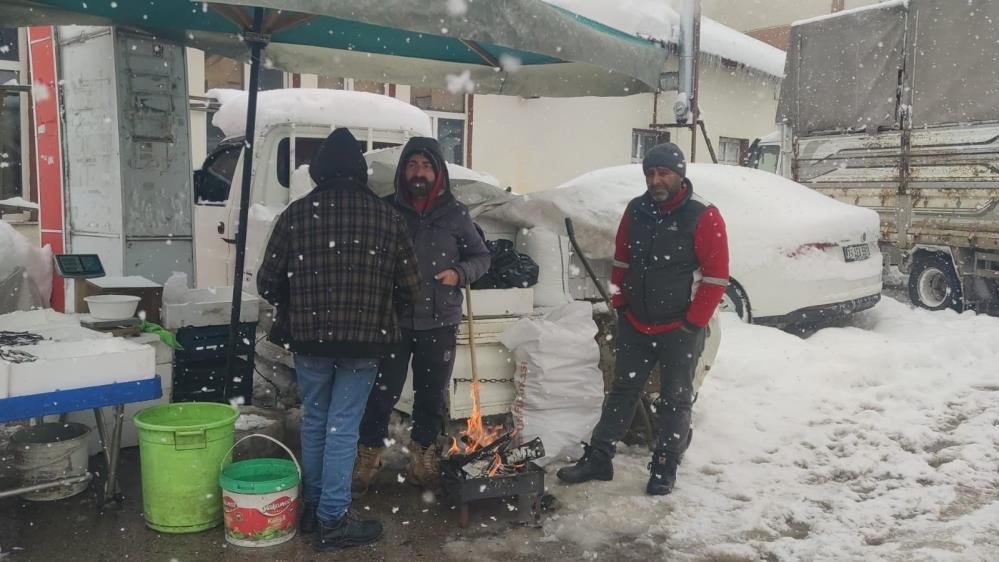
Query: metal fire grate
441 461 545 528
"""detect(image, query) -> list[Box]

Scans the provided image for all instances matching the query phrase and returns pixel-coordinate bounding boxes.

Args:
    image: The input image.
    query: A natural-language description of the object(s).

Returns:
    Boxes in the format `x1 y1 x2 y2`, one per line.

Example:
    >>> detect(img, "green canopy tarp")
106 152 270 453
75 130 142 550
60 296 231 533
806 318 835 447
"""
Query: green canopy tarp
1 0 669 97
2 0 671 376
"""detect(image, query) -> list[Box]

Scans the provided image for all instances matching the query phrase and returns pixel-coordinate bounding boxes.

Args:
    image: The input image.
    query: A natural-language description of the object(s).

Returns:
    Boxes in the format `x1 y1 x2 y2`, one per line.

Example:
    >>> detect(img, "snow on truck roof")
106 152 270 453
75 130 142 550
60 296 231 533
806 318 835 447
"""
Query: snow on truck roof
207 88 434 139
544 0 786 77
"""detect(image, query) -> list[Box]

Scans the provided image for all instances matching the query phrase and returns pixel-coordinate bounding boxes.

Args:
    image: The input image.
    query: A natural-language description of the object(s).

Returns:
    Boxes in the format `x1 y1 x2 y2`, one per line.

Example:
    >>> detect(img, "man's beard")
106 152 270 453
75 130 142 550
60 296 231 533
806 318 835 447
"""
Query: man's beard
649 186 671 202
408 178 431 197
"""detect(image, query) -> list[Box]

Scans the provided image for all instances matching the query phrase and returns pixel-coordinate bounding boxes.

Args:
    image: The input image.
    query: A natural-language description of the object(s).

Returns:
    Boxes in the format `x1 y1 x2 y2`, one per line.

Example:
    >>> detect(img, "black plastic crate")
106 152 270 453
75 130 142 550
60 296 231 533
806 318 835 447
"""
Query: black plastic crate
174 323 257 363
171 357 253 405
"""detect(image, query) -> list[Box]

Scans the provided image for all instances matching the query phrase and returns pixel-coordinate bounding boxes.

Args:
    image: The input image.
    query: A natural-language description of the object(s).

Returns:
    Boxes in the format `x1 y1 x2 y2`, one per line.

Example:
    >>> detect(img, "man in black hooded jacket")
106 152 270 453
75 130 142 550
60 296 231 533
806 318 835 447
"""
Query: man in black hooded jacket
354 137 490 494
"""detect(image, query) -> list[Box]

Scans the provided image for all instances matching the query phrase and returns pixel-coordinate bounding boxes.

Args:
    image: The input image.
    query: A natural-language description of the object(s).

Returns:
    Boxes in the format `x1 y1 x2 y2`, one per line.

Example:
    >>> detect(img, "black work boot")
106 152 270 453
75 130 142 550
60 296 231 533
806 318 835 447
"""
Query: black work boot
556 444 614 484
646 449 680 496
299 500 318 535
314 510 383 552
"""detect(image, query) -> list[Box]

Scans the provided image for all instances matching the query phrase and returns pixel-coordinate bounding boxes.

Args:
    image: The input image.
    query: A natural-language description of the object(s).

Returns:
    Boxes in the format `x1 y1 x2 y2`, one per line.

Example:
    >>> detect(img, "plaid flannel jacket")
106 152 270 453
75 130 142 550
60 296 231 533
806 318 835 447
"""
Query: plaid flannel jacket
256 179 421 358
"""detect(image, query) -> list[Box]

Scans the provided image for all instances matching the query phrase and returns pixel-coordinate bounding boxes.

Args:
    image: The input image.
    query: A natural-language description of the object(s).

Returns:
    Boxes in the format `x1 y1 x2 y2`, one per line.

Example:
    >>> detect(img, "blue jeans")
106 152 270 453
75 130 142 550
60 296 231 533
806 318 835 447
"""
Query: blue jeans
294 355 378 523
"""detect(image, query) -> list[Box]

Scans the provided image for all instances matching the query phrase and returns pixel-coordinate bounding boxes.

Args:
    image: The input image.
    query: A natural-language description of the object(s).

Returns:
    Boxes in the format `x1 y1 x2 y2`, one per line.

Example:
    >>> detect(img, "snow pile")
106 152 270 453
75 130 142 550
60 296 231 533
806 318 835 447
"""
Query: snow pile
482 163 880 280
207 88 433 139
544 0 786 76
531 300 999 559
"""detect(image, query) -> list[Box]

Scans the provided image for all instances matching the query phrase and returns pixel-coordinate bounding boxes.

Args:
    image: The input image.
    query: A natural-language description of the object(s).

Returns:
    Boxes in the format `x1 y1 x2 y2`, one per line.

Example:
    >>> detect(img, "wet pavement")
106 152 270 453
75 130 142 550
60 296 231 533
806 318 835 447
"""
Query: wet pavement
0 436 585 562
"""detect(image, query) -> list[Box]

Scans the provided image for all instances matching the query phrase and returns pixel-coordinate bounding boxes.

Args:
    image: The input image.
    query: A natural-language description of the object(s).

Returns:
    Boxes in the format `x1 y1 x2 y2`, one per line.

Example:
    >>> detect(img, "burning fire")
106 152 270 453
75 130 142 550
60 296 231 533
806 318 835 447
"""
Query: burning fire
447 382 506 460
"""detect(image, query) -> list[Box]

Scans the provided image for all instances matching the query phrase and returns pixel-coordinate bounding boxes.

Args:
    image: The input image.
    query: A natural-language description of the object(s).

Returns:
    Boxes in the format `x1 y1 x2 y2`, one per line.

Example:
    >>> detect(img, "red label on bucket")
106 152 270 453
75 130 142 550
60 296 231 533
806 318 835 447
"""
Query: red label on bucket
261 496 293 517
223 493 299 546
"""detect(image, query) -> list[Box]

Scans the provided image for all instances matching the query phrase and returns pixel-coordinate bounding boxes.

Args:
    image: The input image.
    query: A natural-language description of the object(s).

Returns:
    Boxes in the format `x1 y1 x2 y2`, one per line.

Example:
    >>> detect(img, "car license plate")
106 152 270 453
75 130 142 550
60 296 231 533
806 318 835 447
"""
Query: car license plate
843 244 870 262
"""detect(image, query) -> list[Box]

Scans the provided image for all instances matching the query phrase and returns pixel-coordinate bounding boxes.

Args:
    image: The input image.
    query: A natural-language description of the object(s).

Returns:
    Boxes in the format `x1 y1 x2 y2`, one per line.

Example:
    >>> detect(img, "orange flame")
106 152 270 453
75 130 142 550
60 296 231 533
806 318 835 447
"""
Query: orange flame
448 382 506 459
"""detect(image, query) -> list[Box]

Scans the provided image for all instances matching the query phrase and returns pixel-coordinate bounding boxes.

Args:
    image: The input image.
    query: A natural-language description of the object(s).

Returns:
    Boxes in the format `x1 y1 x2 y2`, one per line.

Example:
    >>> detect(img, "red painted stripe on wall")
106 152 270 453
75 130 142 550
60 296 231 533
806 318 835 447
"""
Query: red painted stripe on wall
28 26 65 311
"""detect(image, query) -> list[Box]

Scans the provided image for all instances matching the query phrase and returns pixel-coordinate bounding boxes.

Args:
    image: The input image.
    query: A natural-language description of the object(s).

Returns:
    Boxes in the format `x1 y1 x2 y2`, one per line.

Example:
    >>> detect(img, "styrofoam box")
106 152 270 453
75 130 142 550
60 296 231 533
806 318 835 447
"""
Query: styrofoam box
6 338 155 397
396 341 516 421
128 333 175 365
29 325 111 342
0 309 80 331
162 287 259 329
66 364 171 455
456 315 529 345
461 288 533 318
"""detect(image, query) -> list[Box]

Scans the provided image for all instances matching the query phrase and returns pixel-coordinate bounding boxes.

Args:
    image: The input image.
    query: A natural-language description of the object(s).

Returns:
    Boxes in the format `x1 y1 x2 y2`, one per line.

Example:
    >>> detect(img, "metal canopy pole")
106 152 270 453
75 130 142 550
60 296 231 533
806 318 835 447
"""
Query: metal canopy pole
225 6 267 391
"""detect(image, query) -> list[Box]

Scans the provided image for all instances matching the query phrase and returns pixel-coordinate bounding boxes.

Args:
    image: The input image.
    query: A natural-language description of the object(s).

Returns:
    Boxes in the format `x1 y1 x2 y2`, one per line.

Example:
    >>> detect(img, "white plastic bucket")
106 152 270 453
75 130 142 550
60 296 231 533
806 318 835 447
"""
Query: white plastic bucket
11 422 91 501
84 294 140 320
219 434 302 548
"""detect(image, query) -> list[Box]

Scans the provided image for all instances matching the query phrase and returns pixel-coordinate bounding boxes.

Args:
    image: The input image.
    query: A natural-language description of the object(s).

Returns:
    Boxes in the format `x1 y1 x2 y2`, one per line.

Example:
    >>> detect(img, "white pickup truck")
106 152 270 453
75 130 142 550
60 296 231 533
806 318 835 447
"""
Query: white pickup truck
192 88 434 289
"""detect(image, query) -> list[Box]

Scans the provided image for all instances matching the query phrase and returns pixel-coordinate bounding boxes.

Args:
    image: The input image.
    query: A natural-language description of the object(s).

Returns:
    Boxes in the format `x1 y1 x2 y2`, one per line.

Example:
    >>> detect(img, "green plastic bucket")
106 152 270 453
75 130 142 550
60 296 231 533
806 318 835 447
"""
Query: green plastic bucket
133 402 239 533
220 434 302 547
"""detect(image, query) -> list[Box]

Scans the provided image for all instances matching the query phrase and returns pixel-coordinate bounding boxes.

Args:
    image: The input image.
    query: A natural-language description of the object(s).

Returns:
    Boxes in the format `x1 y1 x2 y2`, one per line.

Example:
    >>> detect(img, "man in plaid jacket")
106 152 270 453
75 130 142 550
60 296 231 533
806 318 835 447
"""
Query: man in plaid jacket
257 128 420 552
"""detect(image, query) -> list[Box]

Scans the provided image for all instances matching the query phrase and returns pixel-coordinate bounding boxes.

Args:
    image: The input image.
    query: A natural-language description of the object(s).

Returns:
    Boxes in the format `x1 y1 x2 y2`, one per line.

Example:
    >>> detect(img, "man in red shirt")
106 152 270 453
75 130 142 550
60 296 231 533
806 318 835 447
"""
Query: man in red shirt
557 142 729 495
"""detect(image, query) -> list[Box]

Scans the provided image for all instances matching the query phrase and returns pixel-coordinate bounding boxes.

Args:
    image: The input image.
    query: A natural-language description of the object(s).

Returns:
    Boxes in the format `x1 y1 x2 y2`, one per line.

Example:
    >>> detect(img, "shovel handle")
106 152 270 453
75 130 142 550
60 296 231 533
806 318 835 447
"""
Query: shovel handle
464 283 478 385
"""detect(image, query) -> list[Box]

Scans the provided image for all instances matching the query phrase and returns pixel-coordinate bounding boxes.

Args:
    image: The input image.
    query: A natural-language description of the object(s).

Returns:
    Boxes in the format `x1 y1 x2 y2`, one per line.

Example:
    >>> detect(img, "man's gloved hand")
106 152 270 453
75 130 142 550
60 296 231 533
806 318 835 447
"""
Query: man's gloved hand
680 321 702 335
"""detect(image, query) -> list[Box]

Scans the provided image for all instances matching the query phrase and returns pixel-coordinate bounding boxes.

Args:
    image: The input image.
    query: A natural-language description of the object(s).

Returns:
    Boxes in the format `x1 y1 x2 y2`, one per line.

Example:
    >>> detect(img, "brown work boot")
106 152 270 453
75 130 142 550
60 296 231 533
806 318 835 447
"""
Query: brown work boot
351 445 383 498
405 440 441 490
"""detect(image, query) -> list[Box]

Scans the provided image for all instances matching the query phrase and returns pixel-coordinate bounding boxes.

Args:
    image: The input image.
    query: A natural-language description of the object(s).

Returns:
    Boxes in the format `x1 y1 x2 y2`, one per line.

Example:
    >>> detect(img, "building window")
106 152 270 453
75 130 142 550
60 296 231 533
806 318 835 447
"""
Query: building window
436 117 465 166
317 76 344 90
351 79 386 95
259 67 285 91
631 129 669 163
0 75 24 201
0 28 18 62
718 136 749 165
205 54 242 91
0 29 28 203
411 86 465 113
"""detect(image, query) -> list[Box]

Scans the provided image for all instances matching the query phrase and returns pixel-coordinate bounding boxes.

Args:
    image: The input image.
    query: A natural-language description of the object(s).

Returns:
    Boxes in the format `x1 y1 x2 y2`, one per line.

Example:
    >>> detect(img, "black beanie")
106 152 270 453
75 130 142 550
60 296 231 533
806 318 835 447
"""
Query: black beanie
309 128 368 185
642 142 687 177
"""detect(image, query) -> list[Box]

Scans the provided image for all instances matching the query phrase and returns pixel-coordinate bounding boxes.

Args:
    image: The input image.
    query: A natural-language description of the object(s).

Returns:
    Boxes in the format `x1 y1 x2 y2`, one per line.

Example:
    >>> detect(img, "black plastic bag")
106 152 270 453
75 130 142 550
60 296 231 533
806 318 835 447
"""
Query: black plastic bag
472 238 539 290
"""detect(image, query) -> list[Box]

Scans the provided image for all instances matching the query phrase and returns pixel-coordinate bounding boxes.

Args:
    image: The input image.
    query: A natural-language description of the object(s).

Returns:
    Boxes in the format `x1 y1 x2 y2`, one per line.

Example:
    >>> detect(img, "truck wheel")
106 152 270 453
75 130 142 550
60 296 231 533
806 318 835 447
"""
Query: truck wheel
718 282 751 322
908 255 964 312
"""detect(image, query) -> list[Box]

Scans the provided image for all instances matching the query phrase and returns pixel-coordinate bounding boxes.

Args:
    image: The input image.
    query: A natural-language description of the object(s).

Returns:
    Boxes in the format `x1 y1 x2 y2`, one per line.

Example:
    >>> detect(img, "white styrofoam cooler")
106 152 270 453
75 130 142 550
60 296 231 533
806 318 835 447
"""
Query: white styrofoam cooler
462 288 533 317
129 332 175 365
4 338 155 397
66 363 172 454
0 309 81 331
162 287 259 329
396 341 517 421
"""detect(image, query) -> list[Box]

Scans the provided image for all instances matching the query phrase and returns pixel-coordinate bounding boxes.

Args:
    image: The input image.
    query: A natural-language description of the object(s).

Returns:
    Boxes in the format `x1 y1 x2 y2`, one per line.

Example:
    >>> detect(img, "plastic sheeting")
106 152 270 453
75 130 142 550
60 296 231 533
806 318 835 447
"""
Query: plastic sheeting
780 0 999 134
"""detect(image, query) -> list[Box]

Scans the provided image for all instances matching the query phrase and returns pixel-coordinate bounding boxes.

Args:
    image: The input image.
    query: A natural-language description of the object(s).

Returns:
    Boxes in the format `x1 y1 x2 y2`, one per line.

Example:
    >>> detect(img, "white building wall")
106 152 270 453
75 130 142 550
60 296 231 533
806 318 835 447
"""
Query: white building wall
471 62 780 193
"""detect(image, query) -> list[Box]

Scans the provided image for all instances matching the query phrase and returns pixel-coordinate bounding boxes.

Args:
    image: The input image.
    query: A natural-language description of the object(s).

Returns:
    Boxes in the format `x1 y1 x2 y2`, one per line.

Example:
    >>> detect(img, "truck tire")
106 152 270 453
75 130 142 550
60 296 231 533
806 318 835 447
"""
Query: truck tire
719 281 751 322
908 255 964 312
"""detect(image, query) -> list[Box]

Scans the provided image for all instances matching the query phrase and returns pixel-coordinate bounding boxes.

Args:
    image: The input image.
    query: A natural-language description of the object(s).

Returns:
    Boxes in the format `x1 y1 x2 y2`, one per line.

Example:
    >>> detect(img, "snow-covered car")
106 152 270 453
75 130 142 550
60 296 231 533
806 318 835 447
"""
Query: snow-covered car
485 163 883 326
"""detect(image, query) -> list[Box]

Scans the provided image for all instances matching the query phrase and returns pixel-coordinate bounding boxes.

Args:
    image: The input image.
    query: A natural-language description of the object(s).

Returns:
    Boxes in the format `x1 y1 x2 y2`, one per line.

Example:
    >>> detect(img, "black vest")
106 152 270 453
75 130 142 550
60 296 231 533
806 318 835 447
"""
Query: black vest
622 184 710 325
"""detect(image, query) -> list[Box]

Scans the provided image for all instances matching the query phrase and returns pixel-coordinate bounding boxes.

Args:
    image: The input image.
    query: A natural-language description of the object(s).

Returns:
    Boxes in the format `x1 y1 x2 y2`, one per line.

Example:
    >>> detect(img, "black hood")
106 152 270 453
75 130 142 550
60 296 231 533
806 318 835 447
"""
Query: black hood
393 136 451 197
309 128 368 186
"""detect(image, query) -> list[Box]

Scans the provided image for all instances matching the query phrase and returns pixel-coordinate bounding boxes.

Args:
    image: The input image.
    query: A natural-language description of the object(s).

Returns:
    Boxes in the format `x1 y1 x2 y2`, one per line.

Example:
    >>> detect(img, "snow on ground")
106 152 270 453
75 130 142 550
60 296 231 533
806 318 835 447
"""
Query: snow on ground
464 299 999 561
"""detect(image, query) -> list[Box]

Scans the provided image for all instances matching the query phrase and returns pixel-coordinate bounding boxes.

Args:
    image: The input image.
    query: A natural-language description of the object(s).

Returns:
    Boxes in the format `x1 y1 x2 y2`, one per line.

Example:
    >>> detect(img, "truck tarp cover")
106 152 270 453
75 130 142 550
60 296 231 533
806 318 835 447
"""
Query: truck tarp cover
778 0 999 134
